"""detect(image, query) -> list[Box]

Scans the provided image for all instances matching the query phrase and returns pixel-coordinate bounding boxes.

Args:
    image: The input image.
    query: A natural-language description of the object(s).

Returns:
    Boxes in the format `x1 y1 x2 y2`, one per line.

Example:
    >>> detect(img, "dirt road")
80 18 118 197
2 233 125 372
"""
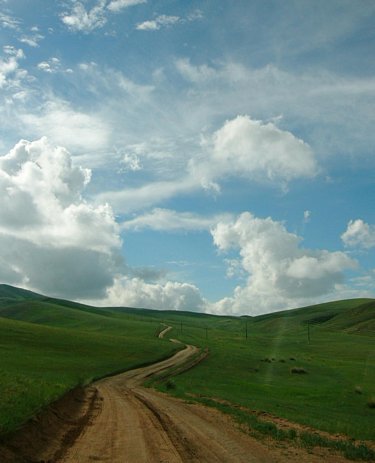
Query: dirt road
59 342 274 462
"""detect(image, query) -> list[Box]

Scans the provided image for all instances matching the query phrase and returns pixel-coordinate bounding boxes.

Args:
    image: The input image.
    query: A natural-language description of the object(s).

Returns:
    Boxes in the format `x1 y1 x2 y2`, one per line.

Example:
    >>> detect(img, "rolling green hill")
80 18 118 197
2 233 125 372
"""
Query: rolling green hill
0 284 374 451
0 285 181 437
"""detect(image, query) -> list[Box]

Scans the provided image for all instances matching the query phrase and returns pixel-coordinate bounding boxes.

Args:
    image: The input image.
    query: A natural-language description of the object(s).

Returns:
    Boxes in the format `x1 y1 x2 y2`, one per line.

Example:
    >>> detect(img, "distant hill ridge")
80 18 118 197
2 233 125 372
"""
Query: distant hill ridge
0 283 374 334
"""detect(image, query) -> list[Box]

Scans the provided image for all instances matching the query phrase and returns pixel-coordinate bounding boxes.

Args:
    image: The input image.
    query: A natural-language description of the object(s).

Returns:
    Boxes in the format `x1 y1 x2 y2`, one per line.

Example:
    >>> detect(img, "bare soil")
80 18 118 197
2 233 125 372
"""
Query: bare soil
0 338 358 462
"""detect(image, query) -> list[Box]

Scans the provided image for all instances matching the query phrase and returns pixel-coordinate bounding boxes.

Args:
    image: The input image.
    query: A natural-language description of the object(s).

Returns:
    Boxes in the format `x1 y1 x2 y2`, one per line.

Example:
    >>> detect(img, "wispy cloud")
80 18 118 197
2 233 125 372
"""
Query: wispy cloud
136 9 202 31
0 12 21 30
107 0 146 13
136 14 180 31
37 57 73 74
122 208 233 232
60 0 146 32
19 31 44 47
60 0 107 32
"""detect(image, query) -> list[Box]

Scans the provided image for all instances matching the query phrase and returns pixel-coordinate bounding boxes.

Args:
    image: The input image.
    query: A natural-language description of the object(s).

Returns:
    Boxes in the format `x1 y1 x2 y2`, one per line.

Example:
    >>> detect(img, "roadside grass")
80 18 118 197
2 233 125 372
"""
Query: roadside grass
0 315 178 437
191 398 375 461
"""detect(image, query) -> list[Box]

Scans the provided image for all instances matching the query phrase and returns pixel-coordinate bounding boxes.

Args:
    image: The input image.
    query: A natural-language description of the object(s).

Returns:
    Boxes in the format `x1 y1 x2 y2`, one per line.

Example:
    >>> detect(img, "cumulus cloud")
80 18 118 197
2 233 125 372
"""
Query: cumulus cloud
192 115 318 190
210 212 357 315
341 219 375 249
0 138 208 310
122 208 233 232
106 277 206 311
0 138 121 298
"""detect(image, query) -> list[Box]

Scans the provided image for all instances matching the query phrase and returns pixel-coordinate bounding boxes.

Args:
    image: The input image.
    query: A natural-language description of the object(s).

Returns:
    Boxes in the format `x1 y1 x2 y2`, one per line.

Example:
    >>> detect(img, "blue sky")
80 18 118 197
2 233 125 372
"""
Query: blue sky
0 0 374 315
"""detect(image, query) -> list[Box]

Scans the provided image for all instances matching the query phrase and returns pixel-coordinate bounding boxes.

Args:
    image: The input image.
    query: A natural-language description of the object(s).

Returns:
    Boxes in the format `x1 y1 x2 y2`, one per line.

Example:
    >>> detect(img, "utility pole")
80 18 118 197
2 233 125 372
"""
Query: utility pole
307 321 311 344
205 327 208 340
245 319 248 340
180 321 183 333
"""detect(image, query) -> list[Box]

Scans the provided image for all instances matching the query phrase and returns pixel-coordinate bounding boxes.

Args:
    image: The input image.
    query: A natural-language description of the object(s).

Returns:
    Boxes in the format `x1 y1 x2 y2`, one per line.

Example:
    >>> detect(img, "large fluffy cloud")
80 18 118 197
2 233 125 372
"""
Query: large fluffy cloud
341 219 375 249
106 277 206 312
0 138 207 309
211 212 357 315
191 115 318 192
0 138 121 298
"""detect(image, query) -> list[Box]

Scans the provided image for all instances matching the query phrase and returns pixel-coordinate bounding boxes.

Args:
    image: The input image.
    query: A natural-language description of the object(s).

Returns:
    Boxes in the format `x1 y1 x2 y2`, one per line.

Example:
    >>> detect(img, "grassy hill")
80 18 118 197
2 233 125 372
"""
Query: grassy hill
0 284 374 450
152 298 375 443
0 285 181 437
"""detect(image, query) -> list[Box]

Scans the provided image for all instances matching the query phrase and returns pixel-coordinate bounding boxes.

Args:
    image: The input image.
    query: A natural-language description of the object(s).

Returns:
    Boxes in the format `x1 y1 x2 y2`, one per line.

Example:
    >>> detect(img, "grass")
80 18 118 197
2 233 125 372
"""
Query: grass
0 312 179 437
189 397 375 461
150 299 375 442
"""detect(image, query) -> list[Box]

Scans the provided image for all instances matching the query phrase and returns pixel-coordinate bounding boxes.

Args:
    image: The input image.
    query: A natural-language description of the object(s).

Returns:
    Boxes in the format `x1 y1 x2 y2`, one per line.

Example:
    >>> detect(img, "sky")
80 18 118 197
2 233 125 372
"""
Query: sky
0 0 374 316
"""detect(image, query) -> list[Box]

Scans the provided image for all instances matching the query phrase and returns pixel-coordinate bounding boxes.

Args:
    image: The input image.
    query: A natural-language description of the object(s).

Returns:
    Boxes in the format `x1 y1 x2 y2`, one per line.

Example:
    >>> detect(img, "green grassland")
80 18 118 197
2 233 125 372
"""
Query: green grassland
0 283 374 450
152 299 375 441
0 285 180 437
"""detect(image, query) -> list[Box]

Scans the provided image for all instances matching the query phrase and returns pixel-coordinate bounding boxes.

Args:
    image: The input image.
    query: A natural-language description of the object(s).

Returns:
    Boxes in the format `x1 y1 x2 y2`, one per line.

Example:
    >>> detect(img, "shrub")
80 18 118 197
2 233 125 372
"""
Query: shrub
354 386 363 395
165 380 176 390
367 397 375 409
290 367 308 374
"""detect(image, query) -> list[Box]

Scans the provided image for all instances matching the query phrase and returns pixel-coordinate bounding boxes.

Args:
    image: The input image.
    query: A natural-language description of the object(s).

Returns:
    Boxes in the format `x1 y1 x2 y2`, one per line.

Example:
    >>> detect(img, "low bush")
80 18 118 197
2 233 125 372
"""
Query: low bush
290 367 308 374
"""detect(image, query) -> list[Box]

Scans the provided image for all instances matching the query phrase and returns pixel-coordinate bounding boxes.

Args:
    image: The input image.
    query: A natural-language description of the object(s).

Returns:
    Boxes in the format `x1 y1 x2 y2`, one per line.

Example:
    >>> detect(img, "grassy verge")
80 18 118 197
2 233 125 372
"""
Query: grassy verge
194 398 375 461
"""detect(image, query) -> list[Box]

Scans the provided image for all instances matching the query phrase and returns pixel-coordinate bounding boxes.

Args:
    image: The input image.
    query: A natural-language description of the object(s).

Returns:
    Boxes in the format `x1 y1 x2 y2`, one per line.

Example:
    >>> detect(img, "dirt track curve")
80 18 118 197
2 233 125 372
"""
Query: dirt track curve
60 332 273 463
1 326 353 463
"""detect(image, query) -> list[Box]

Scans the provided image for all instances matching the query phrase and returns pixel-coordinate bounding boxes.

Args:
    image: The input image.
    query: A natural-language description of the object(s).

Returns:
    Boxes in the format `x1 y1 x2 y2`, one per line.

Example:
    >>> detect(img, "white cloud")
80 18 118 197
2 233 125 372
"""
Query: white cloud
60 0 108 32
303 210 311 223
122 151 142 171
191 115 318 189
210 212 357 315
107 0 146 13
100 115 319 214
20 99 110 152
97 177 196 213
19 32 44 48
0 138 122 298
106 277 206 311
136 15 180 31
341 219 375 249
175 58 217 83
0 46 25 88
61 0 146 32
37 57 73 74
122 208 233 232
0 12 21 30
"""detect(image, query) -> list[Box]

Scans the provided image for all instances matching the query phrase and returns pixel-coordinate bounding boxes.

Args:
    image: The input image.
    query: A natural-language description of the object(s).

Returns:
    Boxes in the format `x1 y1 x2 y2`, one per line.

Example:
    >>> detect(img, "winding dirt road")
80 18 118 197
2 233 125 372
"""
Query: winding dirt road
59 341 275 463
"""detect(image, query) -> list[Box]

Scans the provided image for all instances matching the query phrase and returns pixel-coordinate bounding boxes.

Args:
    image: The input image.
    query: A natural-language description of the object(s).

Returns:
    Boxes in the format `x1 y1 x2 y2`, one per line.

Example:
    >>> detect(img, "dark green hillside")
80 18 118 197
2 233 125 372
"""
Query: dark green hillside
252 299 374 334
0 284 45 308
0 286 181 437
